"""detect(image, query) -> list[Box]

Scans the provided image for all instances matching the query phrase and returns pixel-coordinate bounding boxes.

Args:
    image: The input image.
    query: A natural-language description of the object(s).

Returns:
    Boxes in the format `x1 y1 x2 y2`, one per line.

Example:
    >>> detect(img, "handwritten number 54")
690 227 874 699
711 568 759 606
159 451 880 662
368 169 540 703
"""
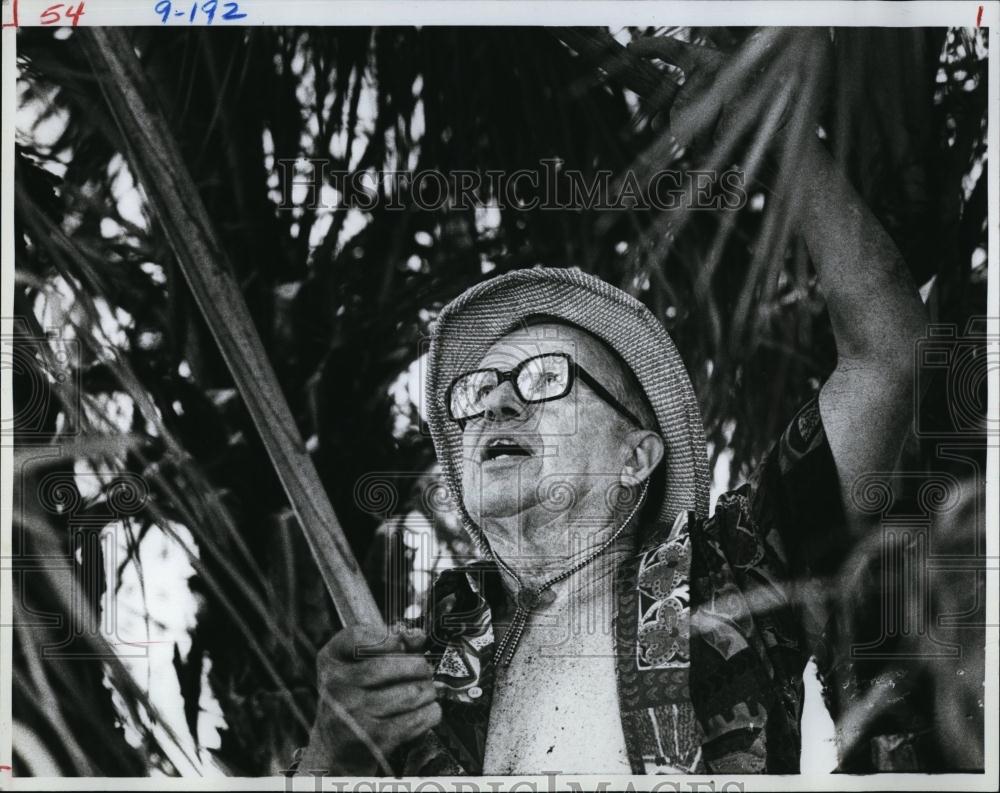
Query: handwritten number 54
40 3 86 26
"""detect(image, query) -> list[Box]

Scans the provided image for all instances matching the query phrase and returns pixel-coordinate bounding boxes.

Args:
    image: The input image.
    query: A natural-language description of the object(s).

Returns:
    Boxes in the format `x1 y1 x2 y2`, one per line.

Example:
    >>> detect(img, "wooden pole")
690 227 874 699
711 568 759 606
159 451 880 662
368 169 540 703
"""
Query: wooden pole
80 28 383 628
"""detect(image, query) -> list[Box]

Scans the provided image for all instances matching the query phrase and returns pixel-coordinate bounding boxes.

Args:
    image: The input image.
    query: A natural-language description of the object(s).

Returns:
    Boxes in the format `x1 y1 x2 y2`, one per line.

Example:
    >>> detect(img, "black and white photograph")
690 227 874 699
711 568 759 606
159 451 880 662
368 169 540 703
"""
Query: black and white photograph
3 2 997 788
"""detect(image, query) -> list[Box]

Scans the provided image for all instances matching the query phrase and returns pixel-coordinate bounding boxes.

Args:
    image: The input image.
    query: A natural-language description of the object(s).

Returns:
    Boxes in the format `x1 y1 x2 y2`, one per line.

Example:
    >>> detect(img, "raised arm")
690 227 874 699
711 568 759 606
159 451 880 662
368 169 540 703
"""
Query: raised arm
794 136 926 523
629 29 927 526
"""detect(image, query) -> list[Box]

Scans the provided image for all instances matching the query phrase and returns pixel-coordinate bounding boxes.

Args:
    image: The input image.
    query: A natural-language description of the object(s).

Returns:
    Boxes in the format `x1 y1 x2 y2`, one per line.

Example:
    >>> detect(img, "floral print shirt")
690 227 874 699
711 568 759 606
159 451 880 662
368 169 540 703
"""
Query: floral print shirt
406 397 849 774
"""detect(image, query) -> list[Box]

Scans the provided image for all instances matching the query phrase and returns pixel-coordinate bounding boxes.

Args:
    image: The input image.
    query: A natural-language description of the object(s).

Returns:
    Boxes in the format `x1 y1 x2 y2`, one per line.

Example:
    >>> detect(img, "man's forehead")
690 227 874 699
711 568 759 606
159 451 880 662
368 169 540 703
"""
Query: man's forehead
476 321 614 370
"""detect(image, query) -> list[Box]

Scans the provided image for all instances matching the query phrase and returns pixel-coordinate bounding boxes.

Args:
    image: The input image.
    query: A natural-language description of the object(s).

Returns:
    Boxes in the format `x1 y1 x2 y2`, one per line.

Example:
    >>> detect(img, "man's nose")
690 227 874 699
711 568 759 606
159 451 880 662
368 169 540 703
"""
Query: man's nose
482 380 527 422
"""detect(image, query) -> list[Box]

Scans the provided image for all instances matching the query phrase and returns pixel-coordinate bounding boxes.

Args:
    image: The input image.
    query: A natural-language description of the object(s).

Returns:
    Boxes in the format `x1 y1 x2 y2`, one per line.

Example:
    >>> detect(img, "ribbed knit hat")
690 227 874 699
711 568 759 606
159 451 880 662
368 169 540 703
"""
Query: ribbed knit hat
426 267 709 551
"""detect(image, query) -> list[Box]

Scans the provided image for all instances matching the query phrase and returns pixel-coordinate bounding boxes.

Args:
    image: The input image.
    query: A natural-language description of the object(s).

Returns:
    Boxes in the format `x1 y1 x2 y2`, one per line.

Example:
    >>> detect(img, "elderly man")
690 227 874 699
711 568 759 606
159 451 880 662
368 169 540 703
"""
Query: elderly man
297 31 926 775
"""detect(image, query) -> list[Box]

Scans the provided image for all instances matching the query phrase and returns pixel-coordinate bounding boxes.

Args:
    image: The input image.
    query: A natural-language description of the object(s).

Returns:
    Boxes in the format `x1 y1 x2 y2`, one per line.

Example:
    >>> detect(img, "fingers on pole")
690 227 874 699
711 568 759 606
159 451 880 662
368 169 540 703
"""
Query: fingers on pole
627 36 722 74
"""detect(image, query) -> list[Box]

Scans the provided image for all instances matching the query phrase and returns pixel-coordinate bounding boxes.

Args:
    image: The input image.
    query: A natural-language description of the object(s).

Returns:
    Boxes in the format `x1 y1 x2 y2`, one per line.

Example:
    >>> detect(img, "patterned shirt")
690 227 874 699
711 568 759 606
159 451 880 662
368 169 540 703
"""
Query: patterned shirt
405 397 848 774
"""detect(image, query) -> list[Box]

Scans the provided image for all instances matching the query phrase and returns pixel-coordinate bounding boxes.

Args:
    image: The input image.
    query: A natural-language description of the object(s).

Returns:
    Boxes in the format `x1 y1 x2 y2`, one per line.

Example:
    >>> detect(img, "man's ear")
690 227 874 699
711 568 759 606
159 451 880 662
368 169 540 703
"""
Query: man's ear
620 430 665 488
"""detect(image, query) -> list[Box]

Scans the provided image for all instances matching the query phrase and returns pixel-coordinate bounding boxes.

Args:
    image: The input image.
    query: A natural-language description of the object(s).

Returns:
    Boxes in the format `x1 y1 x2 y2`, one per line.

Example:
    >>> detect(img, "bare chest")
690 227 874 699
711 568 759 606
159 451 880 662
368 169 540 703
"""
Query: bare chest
482 624 630 775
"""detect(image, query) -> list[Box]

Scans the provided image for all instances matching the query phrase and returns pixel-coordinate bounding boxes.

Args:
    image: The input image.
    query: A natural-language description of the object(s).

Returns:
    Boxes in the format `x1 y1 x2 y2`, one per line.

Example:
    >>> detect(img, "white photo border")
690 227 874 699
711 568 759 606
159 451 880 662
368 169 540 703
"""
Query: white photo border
1 2 997 791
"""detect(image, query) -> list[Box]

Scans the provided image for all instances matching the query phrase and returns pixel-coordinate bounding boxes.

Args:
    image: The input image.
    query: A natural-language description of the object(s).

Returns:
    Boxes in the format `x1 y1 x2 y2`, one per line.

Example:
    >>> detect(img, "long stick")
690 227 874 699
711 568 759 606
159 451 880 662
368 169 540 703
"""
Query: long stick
80 28 383 628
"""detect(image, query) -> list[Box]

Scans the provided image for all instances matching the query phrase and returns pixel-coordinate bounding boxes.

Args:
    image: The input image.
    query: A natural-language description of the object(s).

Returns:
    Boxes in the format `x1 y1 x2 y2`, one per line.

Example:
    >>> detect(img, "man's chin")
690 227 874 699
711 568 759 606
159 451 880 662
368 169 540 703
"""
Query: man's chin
463 494 523 522
463 460 538 516
462 477 533 522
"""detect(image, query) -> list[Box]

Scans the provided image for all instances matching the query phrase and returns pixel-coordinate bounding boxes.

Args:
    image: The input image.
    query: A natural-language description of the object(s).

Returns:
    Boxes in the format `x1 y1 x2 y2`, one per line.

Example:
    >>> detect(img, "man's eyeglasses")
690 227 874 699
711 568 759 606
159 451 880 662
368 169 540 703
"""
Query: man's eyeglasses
446 352 643 428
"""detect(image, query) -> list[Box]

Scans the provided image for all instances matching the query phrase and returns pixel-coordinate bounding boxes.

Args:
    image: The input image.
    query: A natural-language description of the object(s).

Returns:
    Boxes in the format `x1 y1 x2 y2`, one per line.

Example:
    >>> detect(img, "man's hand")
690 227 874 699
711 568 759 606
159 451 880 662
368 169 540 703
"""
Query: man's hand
297 624 441 776
627 28 829 151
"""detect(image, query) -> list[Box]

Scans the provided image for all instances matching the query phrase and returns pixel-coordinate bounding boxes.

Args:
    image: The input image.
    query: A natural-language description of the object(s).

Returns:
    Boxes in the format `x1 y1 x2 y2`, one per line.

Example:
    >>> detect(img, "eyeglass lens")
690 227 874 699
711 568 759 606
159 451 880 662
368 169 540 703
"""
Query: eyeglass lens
516 355 569 402
449 354 570 420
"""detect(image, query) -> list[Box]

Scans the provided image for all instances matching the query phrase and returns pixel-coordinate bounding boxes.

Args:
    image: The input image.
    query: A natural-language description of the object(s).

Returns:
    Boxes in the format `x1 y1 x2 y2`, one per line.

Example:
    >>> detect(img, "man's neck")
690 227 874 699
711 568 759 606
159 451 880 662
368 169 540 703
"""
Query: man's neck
481 508 638 649
501 542 631 670
494 540 631 600
483 504 635 581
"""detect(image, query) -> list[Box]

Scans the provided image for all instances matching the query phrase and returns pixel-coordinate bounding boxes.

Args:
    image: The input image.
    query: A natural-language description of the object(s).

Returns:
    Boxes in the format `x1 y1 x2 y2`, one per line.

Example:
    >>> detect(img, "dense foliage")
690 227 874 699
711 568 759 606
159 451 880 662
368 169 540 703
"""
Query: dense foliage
12 26 988 774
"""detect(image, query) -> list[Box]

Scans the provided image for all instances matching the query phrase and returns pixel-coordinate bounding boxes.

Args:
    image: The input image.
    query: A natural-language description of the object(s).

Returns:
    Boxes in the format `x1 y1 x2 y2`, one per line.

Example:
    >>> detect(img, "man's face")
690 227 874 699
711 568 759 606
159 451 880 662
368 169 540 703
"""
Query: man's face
459 322 639 530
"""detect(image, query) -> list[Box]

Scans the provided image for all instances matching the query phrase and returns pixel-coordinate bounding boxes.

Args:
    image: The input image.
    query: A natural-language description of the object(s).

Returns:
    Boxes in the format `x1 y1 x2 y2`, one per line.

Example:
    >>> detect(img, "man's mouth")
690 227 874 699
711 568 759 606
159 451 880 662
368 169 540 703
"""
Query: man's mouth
481 437 533 462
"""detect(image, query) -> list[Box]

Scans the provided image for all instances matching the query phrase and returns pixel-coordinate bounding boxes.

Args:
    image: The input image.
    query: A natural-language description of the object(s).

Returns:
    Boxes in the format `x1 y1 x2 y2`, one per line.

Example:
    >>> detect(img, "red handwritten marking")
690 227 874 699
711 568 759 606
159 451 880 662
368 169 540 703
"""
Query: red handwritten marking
1 0 19 29
977 5 983 26
0 764 12 771
39 3 61 25
40 2 86 26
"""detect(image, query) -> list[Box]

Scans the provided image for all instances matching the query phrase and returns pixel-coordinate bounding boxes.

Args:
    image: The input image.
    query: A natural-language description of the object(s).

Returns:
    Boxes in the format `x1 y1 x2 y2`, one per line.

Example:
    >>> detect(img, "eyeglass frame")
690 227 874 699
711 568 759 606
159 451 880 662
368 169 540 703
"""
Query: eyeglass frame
445 352 644 429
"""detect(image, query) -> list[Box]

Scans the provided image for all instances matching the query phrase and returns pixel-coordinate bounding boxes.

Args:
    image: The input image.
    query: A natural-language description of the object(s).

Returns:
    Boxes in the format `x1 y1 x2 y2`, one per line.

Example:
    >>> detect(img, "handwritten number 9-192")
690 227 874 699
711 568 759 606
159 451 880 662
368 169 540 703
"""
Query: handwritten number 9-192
154 0 247 24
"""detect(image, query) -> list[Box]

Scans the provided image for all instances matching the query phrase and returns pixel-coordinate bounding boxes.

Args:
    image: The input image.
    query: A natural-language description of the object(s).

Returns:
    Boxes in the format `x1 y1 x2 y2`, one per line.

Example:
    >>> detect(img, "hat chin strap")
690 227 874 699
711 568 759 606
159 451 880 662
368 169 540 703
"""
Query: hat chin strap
490 481 649 667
